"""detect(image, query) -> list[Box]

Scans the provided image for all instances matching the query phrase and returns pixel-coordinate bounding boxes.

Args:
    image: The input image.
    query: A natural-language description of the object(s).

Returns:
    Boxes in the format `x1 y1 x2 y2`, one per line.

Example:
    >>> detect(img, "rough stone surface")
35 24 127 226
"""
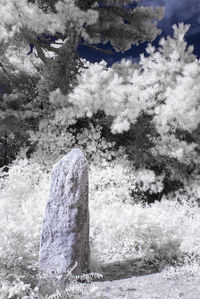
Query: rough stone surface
39 148 89 276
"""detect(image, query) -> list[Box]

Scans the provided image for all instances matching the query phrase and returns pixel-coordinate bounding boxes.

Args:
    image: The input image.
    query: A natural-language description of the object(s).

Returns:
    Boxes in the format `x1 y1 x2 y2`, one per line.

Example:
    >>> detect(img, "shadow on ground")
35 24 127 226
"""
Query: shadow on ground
93 256 167 281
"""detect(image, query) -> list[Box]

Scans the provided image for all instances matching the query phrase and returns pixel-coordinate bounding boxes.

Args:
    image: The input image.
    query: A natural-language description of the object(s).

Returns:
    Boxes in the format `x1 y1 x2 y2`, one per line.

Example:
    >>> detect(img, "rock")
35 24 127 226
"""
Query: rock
39 148 89 276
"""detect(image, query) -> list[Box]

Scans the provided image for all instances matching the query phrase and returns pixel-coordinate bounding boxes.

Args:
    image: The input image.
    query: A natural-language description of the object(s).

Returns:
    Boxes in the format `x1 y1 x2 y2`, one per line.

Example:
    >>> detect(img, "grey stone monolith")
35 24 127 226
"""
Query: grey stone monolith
39 148 89 276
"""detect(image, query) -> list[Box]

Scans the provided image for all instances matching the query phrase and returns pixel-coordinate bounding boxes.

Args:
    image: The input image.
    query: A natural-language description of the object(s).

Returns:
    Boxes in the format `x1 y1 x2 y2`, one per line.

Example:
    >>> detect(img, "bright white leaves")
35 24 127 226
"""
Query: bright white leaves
134 169 164 194
62 23 199 163
68 59 148 133
68 24 199 137
151 134 198 165
30 23 199 165
4 41 42 75
0 0 98 43
157 62 200 133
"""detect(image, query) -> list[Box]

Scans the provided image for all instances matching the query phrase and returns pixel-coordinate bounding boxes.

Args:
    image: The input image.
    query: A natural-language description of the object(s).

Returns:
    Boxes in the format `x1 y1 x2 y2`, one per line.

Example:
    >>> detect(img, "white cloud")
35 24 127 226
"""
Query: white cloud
140 0 200 36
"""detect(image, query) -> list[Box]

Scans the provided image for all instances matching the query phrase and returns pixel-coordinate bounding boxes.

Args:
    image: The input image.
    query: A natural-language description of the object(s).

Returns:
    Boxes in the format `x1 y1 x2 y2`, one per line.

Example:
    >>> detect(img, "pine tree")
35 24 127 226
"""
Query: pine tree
43 24 199 201
0 0 163 103
0 0 164 167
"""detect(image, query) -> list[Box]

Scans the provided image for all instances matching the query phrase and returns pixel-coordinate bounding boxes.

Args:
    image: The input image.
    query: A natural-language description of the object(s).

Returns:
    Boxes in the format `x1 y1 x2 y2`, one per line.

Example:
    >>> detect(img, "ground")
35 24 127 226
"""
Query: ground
73 265 200 298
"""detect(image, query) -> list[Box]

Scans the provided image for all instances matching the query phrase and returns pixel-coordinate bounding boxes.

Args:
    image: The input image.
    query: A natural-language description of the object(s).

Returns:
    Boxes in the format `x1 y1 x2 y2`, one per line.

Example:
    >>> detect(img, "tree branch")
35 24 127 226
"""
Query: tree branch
79 42 114 54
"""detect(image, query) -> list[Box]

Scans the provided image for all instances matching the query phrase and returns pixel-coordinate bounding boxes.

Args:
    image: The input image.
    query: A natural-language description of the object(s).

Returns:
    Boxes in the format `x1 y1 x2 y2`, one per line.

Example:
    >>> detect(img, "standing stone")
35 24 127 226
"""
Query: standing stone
39 148 89 276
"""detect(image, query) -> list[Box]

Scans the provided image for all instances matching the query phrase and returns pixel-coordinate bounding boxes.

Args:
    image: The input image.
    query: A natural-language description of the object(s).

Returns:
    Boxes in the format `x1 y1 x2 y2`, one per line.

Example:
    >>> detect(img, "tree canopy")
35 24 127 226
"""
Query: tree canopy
0 0 163 96
0 0 164 168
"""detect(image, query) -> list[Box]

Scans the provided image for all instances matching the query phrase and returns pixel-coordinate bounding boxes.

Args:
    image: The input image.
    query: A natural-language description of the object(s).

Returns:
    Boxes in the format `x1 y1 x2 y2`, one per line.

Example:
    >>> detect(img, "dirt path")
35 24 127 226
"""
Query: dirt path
74 266 200 299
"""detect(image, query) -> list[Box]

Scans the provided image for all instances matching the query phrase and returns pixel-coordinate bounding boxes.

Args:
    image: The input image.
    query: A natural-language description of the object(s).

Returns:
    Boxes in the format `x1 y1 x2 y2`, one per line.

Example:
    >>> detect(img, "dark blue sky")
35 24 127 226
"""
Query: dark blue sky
78 0 200 65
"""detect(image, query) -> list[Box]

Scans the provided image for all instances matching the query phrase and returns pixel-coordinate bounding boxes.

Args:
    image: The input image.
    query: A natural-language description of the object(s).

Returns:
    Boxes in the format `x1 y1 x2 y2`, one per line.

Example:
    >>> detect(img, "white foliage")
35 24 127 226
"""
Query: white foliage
67 24 198 136
134 169 164 194
0 0 98 43
90 198 200 265
61 23 199 160
0 159 49 267
34 25 199 170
